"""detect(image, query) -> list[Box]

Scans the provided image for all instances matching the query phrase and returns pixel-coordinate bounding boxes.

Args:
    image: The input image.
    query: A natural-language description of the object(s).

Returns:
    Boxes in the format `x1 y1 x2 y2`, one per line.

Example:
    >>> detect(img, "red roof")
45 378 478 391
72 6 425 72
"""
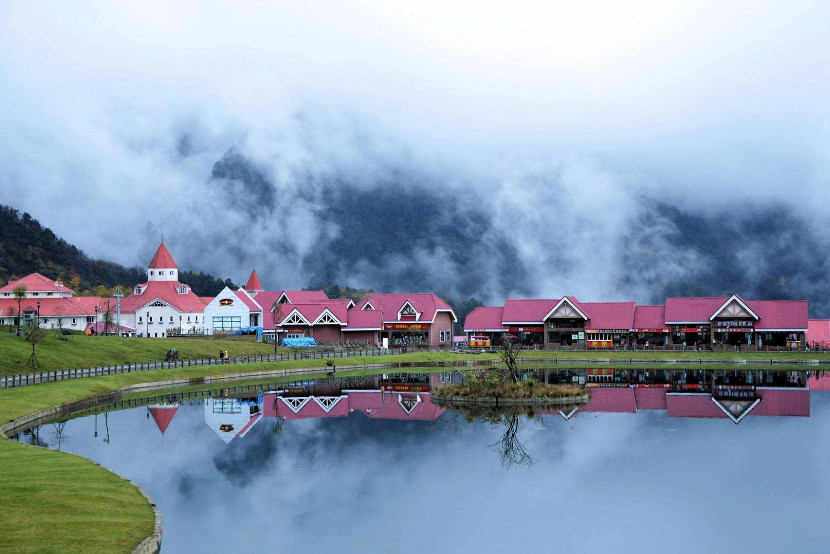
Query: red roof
0 273 73 294
244 270 263 291
666 296 807 329
233 290 262 312
148 242 178 269
633 305 667 330
263 391 444 421
807 320 830 347
666 389 809 419
502 299 559 323
121 281 207 313
464 306 507 332
354 293 456 322
279 301 351 325
666 394 728 418
0 297 89 317
808 372 830 391
581 302 636 330
343 308 383 330
280 290 329 304
149 405 178 434
580 387 637 413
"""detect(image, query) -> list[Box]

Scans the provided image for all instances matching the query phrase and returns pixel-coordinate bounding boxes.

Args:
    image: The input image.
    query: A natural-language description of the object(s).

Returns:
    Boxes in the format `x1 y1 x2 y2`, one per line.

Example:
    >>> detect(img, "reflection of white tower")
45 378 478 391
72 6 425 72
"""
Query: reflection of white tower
204 398 262 444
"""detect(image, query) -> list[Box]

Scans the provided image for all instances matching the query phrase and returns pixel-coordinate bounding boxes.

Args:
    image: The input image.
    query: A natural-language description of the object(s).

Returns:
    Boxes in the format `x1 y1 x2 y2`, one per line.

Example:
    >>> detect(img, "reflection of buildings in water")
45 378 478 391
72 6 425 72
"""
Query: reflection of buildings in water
204 397 263 444
262 372 447 422
148 403 179 435
546 385 810 423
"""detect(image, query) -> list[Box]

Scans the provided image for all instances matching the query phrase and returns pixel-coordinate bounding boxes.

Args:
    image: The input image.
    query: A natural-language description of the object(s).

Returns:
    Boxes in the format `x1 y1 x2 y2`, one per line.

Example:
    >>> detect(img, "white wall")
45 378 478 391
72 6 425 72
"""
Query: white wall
203 287 251 336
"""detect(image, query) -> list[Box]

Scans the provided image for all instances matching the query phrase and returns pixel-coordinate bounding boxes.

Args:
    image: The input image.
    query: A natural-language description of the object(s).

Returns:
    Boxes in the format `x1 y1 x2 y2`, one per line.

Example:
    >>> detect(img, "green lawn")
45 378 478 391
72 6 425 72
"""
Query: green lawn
0 333 282 376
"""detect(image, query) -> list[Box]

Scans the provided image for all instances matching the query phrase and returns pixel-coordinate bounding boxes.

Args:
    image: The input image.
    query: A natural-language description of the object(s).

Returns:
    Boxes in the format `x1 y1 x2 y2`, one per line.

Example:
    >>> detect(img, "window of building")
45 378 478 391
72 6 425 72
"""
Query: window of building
150 271 154 276
178 285 187 294
72 318 76 324
138 316 143 323
169 271 174 275
32 292 38 296
195 316 199 323
86 316 94 323
169 316 174 323
213 316 242 332
47 292 53 296
149 316 153 323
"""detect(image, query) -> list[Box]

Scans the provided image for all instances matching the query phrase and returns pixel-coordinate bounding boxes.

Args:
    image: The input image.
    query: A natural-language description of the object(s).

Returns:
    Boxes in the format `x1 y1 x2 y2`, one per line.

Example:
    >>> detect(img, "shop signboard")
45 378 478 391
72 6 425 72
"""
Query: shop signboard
635 328 671 333
381 384 430 392
578 331 584 339
508 326 543 332
384 323 429 331
715 320 754 328
284 328 307 334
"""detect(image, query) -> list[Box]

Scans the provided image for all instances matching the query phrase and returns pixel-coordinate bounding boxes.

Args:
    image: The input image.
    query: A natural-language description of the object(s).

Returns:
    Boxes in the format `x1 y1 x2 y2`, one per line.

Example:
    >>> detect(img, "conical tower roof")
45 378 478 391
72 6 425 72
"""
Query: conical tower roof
244 270 263 291
149 405 178 434
149 242 178 269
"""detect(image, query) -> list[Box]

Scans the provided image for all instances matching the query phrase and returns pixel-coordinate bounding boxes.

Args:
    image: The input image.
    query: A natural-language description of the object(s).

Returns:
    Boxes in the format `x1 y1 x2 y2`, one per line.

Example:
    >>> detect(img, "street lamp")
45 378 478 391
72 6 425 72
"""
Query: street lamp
94 305 98 335
179 315 182 335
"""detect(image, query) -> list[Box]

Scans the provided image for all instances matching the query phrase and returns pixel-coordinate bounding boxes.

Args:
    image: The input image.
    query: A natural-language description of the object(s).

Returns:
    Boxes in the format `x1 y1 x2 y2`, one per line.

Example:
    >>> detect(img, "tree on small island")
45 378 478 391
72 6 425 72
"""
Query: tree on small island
13 284 26 336
498 339 521 383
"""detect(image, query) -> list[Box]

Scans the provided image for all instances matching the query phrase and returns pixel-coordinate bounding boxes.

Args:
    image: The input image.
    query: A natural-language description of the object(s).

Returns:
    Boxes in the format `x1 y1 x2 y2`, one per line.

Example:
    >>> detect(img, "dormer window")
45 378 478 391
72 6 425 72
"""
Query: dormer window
362 302 375 310
150 271 154 276
399 303 418 317
178 285 188 294
134 286 142 295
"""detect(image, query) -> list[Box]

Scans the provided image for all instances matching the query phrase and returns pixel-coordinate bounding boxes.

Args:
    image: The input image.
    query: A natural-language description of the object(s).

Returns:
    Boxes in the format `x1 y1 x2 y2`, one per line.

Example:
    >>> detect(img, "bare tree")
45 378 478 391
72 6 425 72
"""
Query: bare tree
53 303 67 339
13 285 26 336
498 339 522 383
493 414 534 468
102 300 114 335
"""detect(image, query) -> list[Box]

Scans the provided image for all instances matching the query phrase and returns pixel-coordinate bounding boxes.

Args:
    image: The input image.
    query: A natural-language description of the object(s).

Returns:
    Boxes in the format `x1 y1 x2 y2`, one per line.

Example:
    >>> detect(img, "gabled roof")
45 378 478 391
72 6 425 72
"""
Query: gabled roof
0 273 73 294
148 242 178 269
501 299 558 323
278 290 329 304
244 270 263 292
464 306 508 332
580 302 636 330
121 281 208 313
542 297 588 321
278 301 351 326
666 296 807 329
710 294 758 321
0 297 90 317
233 290 262 313
354 293 457 322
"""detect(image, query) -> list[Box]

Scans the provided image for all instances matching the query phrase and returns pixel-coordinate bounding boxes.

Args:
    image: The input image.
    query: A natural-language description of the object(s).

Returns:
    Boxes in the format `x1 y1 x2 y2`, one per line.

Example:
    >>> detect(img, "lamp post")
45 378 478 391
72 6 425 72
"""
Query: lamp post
114 285 123 337
146 311 150 338
179 315 182 335
94 305 98 335
26 301 41 369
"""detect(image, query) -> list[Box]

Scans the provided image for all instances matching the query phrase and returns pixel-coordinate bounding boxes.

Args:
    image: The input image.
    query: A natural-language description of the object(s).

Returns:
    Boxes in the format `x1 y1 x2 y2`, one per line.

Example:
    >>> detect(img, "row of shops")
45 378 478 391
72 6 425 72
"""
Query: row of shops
464 295 810 349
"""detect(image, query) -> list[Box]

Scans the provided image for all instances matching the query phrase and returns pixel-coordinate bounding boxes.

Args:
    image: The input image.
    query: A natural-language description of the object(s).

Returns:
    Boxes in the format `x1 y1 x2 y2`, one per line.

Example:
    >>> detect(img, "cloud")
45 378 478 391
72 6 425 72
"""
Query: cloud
1 1 829 308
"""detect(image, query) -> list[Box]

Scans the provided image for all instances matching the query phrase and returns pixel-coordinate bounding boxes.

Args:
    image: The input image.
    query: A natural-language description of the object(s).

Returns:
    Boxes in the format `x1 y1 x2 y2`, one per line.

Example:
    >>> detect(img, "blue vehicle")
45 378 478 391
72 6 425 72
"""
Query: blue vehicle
280 337 317 347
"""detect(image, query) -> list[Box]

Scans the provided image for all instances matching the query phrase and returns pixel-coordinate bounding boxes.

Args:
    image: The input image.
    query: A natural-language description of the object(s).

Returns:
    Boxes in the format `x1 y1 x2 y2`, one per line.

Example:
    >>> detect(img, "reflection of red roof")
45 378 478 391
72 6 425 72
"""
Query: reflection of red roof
262 391 444 421
464 306 507 331
666 394 726 418
354 293 456 322
121 281 208 313
807 320 830 347
808 372 830 391
634 387 668 410
633 305 667 329
148 242 178 269
581 387 637 413
666 389 810 419
244 270 263 291
149 406 178 434
0 273 73 294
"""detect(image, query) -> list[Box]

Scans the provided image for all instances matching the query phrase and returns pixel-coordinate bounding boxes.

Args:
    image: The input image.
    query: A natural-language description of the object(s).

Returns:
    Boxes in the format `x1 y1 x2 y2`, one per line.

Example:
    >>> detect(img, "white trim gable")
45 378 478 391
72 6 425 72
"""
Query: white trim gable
138 298 179 312
712 396 761 424
543 297 588 321
281 308 310 326
313 308 344 326
559 406 579 420
313 396 346 413
435 308 458 322
398 394 422 414
710 295 759 321
277 292 291 304
280 396 312 414
397 301 420 320
361 301 375 310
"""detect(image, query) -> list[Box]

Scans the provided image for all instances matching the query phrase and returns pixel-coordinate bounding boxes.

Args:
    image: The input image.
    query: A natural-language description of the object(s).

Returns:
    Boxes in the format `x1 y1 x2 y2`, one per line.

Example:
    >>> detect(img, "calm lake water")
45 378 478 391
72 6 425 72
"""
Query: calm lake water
17 370 830 553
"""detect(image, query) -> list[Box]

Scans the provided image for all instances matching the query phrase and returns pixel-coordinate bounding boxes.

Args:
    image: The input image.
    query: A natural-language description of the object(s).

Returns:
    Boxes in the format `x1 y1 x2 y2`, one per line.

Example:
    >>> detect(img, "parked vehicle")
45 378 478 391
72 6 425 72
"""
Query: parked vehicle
470 335 491 347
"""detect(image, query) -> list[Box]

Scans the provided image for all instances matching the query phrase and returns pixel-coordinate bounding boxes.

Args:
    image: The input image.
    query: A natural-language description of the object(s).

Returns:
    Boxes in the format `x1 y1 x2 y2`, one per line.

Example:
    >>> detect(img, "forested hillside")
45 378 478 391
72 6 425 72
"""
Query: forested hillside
0 205 236 296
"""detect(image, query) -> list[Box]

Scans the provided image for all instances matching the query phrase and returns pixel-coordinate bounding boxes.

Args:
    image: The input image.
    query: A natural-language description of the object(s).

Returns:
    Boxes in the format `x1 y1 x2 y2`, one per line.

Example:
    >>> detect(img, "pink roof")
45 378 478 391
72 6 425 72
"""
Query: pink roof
279 300 351 325
580 387 637 413
807 320 830 347
354 293 457 322
346 390 386 412
464 306 507 331
502 299 559 323
666 389 809 419
233 290 262 313
364 392 445 421
149 406 177 434
244 270 263 291
0 297 88 317
86 322 135 333
281 290 329 304
0 273 73 294
633 387 668 410
148 242 178 269
633 305 667 329
343 308 383 330
808 372 830 391
666 296 807 329
121 281 208 313
581 302 636 330
666 394 726 418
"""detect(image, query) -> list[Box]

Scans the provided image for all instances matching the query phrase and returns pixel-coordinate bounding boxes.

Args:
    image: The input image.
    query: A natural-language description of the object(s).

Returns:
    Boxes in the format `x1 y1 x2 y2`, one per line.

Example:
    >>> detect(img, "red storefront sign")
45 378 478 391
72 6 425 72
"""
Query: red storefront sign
382 384 431 392
718 328 754 333
384 323 429 331
635 329 671 333
284 328 307 334
508 326 544 332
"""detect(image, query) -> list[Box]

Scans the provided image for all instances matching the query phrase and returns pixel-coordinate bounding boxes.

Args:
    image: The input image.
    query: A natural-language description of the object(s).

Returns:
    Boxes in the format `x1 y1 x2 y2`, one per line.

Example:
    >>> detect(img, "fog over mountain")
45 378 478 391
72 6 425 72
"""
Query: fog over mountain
1 2 829 313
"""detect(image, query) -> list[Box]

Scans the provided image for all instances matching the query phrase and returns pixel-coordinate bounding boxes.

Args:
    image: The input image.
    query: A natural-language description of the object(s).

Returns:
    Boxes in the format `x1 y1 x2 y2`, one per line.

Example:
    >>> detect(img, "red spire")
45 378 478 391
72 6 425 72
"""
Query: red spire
149 406 178 434
148 242 178 269
245 270 263 291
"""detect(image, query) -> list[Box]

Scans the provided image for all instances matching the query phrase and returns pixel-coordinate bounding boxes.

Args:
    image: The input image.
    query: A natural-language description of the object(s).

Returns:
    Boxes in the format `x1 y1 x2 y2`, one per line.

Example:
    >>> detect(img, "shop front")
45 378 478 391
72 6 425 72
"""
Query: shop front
546 320 586 346
671 325 710 347
383 323 430 347
508 326 544 346
586 329 629 349
712 319 754 347
631 328 671 348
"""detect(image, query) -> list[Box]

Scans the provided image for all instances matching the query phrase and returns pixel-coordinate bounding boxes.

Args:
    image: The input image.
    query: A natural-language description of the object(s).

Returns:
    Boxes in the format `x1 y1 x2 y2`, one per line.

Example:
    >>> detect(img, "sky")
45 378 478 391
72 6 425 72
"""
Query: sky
1 1 829 304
